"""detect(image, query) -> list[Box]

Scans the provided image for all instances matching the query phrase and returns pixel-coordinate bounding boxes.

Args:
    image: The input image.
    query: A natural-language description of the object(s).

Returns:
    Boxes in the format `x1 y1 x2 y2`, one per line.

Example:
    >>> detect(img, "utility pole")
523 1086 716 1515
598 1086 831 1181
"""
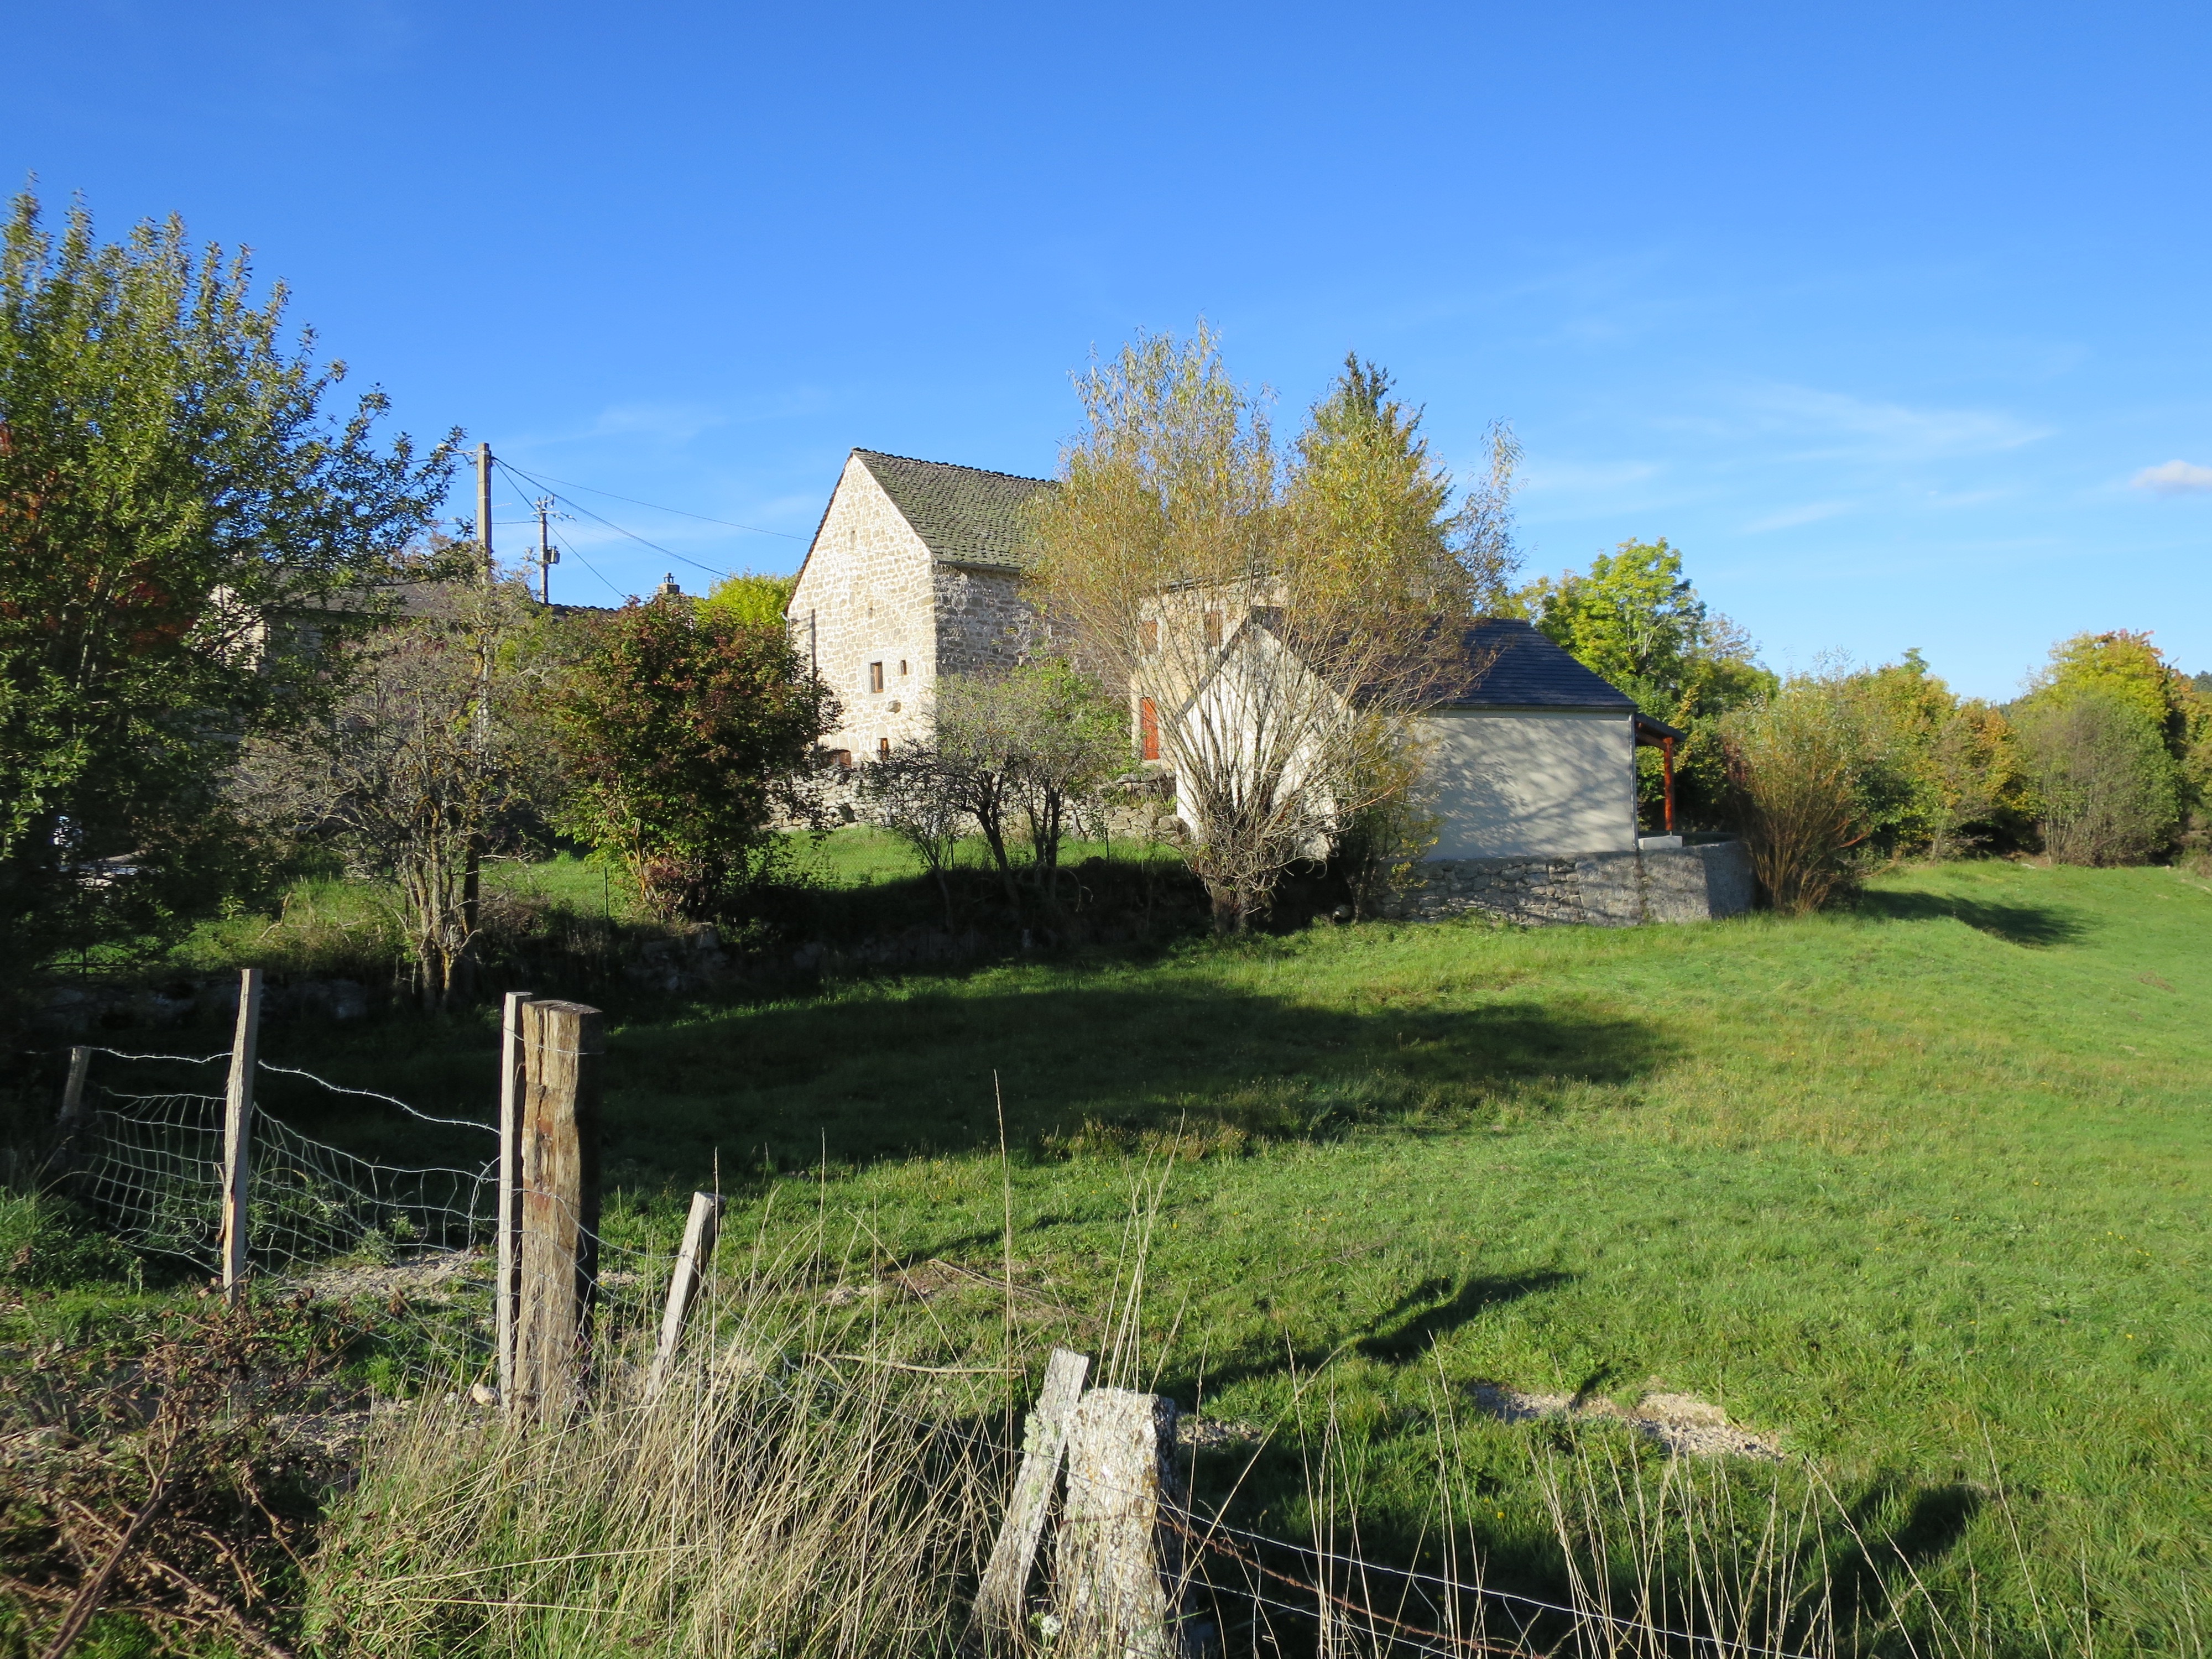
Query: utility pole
533 496 560 605
463 441 493 978
476 442 494 574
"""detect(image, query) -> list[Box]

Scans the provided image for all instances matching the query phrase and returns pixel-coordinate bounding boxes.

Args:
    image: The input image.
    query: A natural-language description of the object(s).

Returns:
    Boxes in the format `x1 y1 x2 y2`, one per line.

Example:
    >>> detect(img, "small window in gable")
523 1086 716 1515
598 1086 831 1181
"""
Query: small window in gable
1140 621 1159 656
869 661 885 693
1203 611 1223 649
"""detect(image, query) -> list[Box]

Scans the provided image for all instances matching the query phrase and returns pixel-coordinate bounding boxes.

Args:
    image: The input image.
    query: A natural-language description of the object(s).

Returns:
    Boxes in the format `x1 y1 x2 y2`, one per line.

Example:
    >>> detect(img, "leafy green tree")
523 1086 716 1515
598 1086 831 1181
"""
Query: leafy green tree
1030 333 1519 929
1720 670 1914 912
0 193 453 981
549 594 833 920
2013 689 2179 865
1845 650 2024 858
2013 632 2201 863
1519 538 1771 829
702 570 797 630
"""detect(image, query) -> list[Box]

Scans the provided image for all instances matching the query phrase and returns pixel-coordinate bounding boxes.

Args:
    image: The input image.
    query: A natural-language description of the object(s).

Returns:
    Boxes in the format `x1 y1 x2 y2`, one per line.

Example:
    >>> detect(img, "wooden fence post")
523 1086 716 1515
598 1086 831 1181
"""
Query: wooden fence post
46 1046 93 1178
513 998 602 1424
1058 1387 1190 1659
971 1347 1091 1642
495 991 533 1406
644 1190 723 1399
220 969 262 1307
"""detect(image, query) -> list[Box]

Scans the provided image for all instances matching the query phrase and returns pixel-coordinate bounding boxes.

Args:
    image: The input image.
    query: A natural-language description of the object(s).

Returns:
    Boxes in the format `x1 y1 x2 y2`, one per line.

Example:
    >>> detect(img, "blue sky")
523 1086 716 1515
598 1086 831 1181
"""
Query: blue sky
7 1 2210 697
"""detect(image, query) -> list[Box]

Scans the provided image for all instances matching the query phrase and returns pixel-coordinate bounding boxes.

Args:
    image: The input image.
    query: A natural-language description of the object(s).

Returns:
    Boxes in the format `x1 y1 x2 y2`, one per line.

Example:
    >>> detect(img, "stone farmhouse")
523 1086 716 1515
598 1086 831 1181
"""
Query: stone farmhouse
786 449 1055 766
785 448 1748 924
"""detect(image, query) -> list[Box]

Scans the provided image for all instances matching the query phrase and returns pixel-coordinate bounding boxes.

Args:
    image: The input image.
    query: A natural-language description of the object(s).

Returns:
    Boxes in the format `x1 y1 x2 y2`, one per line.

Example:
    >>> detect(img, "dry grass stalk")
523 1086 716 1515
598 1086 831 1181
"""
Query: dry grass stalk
305 1250 1006 1659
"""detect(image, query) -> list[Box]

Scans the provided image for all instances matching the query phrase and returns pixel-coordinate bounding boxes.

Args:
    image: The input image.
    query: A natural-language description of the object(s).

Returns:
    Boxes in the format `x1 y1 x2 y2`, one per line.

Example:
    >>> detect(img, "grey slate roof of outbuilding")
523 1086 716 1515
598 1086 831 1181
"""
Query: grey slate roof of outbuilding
854 450 1056 570
1430 618 1641 712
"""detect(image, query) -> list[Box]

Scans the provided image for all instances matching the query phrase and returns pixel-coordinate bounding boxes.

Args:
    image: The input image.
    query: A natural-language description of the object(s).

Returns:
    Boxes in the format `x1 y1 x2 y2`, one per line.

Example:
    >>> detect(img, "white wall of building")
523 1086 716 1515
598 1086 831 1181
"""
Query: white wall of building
1416 708 1637 858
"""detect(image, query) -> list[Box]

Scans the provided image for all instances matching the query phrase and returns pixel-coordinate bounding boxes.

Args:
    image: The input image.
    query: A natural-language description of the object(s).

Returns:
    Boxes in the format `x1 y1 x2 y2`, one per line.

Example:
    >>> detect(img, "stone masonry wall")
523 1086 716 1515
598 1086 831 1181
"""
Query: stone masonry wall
932 562 1035 677
1384 841 1754 927
787 456 940 760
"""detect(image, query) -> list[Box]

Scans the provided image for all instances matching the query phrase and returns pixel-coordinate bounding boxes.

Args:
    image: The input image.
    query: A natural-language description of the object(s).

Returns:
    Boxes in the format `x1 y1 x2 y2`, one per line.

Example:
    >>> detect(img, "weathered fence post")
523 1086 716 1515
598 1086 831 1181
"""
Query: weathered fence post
513 998 602 1424
1058 1387 1190 1659
495 990 534 1406
644 1190 723 1399
220 969 262 1307
46 1045 93 1178
971 1347 1091 1643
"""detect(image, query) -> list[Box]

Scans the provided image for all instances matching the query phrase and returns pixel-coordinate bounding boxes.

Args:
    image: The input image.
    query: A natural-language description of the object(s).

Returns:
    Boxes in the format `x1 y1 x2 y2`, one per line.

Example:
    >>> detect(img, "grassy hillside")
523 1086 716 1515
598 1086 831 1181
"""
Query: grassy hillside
34 854 2209 1652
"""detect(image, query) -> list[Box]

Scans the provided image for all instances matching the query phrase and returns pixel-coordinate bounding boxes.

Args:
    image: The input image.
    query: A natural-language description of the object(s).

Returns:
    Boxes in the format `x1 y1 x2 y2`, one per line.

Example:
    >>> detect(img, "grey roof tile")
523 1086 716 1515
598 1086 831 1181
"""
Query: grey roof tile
855 450 1056 569
1431 618 1640 711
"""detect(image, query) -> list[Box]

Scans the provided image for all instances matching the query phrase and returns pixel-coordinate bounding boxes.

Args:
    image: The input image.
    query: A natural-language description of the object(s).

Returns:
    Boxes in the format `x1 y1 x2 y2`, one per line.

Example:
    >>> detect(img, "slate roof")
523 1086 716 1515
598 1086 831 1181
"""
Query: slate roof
1430 618 1641 712
854 450 1056 570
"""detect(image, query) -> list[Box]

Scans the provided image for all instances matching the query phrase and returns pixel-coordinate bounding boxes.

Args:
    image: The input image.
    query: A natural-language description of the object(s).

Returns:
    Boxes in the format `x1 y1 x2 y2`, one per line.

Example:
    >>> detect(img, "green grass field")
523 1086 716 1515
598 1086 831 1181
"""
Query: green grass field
31 852 2211 1652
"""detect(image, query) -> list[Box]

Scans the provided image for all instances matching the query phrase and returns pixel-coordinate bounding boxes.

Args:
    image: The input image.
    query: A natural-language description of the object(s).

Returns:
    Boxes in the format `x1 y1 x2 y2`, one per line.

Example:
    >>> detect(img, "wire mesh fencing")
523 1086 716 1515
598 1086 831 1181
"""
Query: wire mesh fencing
66 1046 492 1268
77 1077 498 1280
36 1041 1865 1659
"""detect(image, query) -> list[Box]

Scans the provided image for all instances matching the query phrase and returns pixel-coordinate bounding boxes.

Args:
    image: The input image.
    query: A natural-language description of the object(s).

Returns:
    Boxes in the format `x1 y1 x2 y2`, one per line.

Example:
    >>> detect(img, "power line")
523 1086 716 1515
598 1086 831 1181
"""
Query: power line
494 457 735 585
490 465 802 539
491 463 628 603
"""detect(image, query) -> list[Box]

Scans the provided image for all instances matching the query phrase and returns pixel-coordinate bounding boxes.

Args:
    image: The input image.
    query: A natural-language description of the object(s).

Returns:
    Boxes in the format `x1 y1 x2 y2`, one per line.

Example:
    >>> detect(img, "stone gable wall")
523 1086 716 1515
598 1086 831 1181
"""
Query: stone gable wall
1383 841 1754 927
787 457 940 761
932 562 1035 677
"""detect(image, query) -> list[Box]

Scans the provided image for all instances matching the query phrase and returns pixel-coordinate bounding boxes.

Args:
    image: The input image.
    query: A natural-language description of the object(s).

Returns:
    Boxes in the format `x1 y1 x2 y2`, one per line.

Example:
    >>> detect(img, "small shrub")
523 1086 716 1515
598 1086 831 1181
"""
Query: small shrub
0 1192 136 1290
1720 675 1905 914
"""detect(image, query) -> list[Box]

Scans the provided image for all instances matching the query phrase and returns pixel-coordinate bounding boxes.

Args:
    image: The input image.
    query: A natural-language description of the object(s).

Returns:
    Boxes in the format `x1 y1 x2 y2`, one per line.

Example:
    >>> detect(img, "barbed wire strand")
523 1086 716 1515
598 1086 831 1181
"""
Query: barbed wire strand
256 1062 499 1135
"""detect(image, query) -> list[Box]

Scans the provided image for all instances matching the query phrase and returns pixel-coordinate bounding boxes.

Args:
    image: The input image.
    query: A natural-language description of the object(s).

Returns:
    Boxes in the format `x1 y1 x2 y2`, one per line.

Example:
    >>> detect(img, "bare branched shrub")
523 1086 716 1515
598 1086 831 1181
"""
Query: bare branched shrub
1721 676 1897 914
861 742 967 927
935 661 1128 916
2012 688 2179 865
234 561 555 1009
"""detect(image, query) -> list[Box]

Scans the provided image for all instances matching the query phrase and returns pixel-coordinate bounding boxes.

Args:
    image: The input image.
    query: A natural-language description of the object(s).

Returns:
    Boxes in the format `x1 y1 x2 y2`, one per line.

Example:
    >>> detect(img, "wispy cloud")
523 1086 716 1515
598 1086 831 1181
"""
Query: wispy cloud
1743 501 1848 533
2130 459 2212 495
1722 384 2050 463
578 403 729 444
1517 458 1663 495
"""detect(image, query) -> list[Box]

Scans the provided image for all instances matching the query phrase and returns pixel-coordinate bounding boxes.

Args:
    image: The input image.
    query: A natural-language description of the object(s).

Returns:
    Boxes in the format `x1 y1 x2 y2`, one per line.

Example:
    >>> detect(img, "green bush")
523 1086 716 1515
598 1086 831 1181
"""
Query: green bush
1720 672 1913 913
0 1191 136 1289
2013 687 2180 865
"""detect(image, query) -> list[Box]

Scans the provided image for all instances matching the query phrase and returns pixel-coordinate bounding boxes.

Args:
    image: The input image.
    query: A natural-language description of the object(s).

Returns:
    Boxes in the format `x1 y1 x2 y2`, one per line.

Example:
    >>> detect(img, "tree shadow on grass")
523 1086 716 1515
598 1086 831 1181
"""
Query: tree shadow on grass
597 981 1673 1183
1855 888 2090 947
1356 1271 1577 1363
1177 1429 1986 1659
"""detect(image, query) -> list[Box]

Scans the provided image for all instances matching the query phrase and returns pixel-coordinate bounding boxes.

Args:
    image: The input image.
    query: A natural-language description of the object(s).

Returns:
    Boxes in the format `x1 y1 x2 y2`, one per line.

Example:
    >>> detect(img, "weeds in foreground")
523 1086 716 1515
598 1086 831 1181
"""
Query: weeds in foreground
305 1248 1005 1659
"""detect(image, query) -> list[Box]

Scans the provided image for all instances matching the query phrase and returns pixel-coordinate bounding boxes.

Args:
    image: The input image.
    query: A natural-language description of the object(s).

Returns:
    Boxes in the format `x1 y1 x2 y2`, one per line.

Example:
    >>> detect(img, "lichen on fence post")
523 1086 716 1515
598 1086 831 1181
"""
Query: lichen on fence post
1057 1386 1191 1659
972 1346 1091 1643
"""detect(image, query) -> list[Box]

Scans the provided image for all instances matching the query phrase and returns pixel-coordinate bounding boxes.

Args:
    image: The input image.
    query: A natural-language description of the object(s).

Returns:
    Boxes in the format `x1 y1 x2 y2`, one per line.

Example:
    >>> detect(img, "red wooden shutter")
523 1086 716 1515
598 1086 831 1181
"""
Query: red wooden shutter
1139 697 1159 761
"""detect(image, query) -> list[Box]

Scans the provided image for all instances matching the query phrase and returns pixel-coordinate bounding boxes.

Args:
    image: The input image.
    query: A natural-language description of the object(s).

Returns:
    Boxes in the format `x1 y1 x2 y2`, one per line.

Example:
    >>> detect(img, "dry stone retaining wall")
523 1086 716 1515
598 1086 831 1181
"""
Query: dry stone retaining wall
1385 841 1752 927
